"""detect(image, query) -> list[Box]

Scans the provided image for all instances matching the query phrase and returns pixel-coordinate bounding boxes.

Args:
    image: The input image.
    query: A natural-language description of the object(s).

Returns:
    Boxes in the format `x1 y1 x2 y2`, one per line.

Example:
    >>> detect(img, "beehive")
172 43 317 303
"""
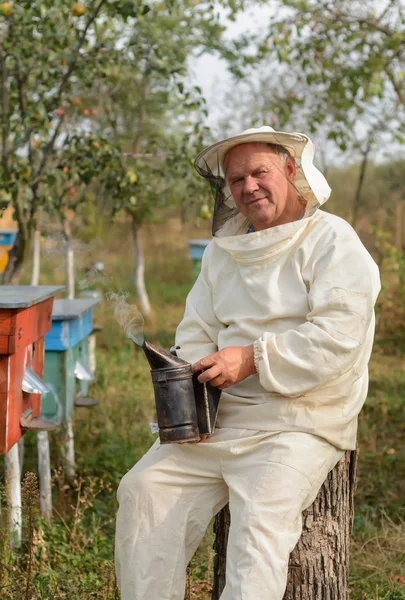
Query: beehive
0 286 63 454
42 298 101 420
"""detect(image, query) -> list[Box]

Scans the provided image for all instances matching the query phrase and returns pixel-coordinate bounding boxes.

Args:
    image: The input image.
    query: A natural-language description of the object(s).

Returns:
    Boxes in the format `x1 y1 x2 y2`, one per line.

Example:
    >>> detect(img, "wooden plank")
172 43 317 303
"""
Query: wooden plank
5 387 23 454
23 339 43 417
0 336 9 354
45 311 93 350
0 340 45 453
76 338 90 397
0 285 64 309
5 345 41 452
8 298 54 354
0 310 15 335
52 298 101 320
0 355 9 393
0 392 7 454
42 351 65 419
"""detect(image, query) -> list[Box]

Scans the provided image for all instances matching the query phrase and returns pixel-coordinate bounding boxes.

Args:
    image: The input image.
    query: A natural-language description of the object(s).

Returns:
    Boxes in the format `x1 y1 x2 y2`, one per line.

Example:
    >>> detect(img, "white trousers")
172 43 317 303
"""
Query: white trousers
115 428 344 600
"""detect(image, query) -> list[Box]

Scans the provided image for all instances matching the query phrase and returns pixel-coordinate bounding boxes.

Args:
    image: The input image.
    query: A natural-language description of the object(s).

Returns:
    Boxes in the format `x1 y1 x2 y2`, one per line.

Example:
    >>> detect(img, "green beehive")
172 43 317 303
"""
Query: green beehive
42 298 101 420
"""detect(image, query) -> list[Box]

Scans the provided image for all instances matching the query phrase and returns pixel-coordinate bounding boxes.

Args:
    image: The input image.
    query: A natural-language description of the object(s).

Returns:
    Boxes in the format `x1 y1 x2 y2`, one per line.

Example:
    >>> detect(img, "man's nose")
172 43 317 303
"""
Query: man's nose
243 176 259 195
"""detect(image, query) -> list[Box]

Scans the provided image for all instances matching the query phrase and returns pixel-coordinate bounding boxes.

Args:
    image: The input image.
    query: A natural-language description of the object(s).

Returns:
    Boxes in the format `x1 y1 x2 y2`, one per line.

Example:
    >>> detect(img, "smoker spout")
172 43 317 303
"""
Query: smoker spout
22 367 51 395
142 341 188 369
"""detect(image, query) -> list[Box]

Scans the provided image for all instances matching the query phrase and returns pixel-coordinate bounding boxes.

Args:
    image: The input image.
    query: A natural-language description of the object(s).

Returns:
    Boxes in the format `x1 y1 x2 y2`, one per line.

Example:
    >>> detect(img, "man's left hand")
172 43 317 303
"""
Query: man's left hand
192 345 256 389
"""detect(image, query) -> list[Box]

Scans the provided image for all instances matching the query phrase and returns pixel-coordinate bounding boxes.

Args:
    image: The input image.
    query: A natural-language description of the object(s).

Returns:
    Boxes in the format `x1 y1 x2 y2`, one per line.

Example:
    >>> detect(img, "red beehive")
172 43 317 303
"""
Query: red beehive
0 286 63 454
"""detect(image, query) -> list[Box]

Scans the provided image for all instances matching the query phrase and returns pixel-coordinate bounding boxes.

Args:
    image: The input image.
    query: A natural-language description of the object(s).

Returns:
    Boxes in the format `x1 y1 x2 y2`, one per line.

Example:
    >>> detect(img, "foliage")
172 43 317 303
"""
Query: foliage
0 0 141 281
224 1 405 140
373 228 405 348
0 0 249 283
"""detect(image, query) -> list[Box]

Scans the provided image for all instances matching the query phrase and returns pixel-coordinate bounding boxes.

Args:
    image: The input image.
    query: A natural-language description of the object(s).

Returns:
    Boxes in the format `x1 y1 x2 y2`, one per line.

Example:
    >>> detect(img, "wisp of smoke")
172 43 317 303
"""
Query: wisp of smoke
106 291 144 346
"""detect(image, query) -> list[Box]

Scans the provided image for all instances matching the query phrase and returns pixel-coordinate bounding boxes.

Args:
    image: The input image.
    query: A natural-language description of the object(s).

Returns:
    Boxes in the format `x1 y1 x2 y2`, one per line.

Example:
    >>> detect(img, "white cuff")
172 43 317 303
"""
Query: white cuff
253 339 261 374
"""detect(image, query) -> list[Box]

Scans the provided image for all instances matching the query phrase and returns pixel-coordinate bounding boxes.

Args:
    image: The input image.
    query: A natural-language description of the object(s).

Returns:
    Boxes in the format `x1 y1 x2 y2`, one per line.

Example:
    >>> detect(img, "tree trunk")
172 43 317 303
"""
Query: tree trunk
131 219 151 317
31 224 41 287
351 135 374 231
212 450 358 600
37 431 52 520
63 218 75 300
62 216 76 481
63 419 76 482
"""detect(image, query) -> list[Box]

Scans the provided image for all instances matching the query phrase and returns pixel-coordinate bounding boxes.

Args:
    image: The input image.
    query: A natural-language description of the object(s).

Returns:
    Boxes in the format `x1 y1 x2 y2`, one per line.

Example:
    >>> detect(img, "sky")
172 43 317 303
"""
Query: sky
188 4 274 136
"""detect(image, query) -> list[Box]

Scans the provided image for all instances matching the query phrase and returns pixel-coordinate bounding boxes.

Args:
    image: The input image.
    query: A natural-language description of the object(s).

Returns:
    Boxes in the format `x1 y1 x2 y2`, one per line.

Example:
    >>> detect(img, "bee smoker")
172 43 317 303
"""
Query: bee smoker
142 341 221 444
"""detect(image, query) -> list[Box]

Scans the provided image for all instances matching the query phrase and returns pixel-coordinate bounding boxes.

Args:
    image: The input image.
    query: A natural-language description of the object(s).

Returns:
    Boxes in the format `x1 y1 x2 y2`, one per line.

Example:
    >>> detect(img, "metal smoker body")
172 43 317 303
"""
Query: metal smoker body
143 341 221 444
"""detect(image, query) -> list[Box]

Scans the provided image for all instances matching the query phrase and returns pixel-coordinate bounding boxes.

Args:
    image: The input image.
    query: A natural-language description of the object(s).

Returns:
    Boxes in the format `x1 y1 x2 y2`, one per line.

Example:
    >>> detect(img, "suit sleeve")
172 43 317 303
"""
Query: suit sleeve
175 243 224 364
254 232 381 397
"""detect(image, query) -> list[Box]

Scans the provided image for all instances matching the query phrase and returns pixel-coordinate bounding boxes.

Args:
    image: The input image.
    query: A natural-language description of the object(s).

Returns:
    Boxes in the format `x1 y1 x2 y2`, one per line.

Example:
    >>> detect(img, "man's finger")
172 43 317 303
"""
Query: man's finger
192 355 216 373
197 365 222 383
208 375 227 388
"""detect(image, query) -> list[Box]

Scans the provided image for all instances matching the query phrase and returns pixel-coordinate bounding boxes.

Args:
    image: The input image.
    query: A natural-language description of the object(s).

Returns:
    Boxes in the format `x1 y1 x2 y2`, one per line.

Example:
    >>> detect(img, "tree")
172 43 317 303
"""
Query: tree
0 0 146 283
225 0 405 135
86 1 231 315
0 0 253 316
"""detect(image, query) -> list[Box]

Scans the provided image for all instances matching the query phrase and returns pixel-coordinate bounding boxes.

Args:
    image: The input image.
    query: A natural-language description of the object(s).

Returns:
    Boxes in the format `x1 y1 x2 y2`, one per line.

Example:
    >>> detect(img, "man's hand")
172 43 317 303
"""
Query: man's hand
192 345 256 389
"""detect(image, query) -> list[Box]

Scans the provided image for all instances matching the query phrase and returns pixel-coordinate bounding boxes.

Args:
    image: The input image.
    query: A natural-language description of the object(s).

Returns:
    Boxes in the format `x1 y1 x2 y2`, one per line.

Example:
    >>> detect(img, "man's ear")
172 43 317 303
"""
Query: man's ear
286 157 297 182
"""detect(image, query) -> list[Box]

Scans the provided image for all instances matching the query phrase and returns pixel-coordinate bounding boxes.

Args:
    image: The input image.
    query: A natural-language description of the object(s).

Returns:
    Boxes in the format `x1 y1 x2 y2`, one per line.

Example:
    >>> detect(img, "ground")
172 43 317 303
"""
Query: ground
0 216 404 599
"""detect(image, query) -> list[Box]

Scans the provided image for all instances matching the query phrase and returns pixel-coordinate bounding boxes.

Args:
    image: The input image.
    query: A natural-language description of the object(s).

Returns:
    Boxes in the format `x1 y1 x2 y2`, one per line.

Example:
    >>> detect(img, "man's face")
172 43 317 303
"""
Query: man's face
224 142 298 231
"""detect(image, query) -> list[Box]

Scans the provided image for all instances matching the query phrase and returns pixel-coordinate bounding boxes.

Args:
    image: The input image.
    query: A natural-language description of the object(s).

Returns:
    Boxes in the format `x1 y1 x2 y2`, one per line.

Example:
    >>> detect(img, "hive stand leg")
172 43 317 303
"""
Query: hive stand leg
88 333 96 375
17 437 24 476
4 443 22 549
37 431 52 519
63 418 76 482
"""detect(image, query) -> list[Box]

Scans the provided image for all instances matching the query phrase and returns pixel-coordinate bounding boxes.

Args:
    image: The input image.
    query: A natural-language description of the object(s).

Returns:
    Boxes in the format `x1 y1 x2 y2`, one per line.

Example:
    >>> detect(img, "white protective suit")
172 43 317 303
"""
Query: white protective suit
115 127 381 600
175 207 380 450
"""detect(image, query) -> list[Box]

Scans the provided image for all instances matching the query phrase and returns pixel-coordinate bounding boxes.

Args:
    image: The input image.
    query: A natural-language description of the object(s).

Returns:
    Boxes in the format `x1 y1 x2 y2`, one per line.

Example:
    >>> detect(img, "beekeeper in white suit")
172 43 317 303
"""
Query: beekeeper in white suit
115 127 381 600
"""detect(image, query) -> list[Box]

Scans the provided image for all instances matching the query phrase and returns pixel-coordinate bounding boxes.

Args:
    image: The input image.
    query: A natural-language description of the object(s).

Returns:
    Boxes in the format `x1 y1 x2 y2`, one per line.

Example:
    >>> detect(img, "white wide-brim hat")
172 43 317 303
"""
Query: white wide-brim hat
194 126 331 234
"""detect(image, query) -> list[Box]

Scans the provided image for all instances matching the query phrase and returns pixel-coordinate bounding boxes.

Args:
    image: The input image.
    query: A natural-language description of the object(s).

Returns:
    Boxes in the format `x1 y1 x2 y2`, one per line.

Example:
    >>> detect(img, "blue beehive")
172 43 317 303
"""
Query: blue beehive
42 298 101 419
186 239 210 281
0 229 17 274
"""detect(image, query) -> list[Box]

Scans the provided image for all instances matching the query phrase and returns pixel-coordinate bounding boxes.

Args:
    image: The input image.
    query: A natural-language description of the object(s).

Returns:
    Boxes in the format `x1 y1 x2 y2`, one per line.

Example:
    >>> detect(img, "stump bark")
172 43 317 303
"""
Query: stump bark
212 449 358 600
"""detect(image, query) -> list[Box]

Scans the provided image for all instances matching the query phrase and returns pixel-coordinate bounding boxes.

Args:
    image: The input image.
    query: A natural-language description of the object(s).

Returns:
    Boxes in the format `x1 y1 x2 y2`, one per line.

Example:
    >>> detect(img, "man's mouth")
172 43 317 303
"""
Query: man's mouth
247 197 267 205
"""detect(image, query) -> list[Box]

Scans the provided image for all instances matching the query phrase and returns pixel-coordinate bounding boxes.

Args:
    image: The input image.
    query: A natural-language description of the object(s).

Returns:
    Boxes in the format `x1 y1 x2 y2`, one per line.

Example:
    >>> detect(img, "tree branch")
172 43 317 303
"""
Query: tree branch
0 44 10 178
15 58 35 171
386 66 405 107
36 0 107 181
48 0 107 114
122 152 168 159
376 0 399 24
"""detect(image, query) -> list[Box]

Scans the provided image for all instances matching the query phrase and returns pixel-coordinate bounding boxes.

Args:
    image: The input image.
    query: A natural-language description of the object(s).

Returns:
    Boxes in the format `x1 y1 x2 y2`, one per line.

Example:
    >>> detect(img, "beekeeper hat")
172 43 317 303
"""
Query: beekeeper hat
194 126 331 235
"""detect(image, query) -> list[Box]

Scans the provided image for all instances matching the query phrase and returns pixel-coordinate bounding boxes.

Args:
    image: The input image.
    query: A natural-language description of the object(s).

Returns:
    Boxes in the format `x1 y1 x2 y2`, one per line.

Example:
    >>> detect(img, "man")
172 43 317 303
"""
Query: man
115 126 380 600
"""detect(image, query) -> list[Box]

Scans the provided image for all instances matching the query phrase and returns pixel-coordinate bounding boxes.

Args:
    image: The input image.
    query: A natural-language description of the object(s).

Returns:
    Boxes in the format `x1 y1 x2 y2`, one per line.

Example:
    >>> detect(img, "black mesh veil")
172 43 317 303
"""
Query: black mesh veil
194 157 239 236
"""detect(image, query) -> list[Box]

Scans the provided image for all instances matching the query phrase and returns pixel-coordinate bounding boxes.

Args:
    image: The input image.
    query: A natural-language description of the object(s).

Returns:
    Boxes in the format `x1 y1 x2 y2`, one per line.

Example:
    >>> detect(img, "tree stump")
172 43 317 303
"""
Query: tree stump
212 449 358 600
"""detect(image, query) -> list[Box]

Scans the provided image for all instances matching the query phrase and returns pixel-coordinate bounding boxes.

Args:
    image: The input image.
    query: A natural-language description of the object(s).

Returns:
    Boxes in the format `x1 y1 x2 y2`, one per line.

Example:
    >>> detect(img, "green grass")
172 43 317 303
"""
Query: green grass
1 216 404 599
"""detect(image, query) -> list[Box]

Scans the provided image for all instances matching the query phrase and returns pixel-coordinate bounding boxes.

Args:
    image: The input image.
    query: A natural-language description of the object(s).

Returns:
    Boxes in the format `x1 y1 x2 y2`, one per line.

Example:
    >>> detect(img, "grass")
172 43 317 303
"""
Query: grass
1 215 404 599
